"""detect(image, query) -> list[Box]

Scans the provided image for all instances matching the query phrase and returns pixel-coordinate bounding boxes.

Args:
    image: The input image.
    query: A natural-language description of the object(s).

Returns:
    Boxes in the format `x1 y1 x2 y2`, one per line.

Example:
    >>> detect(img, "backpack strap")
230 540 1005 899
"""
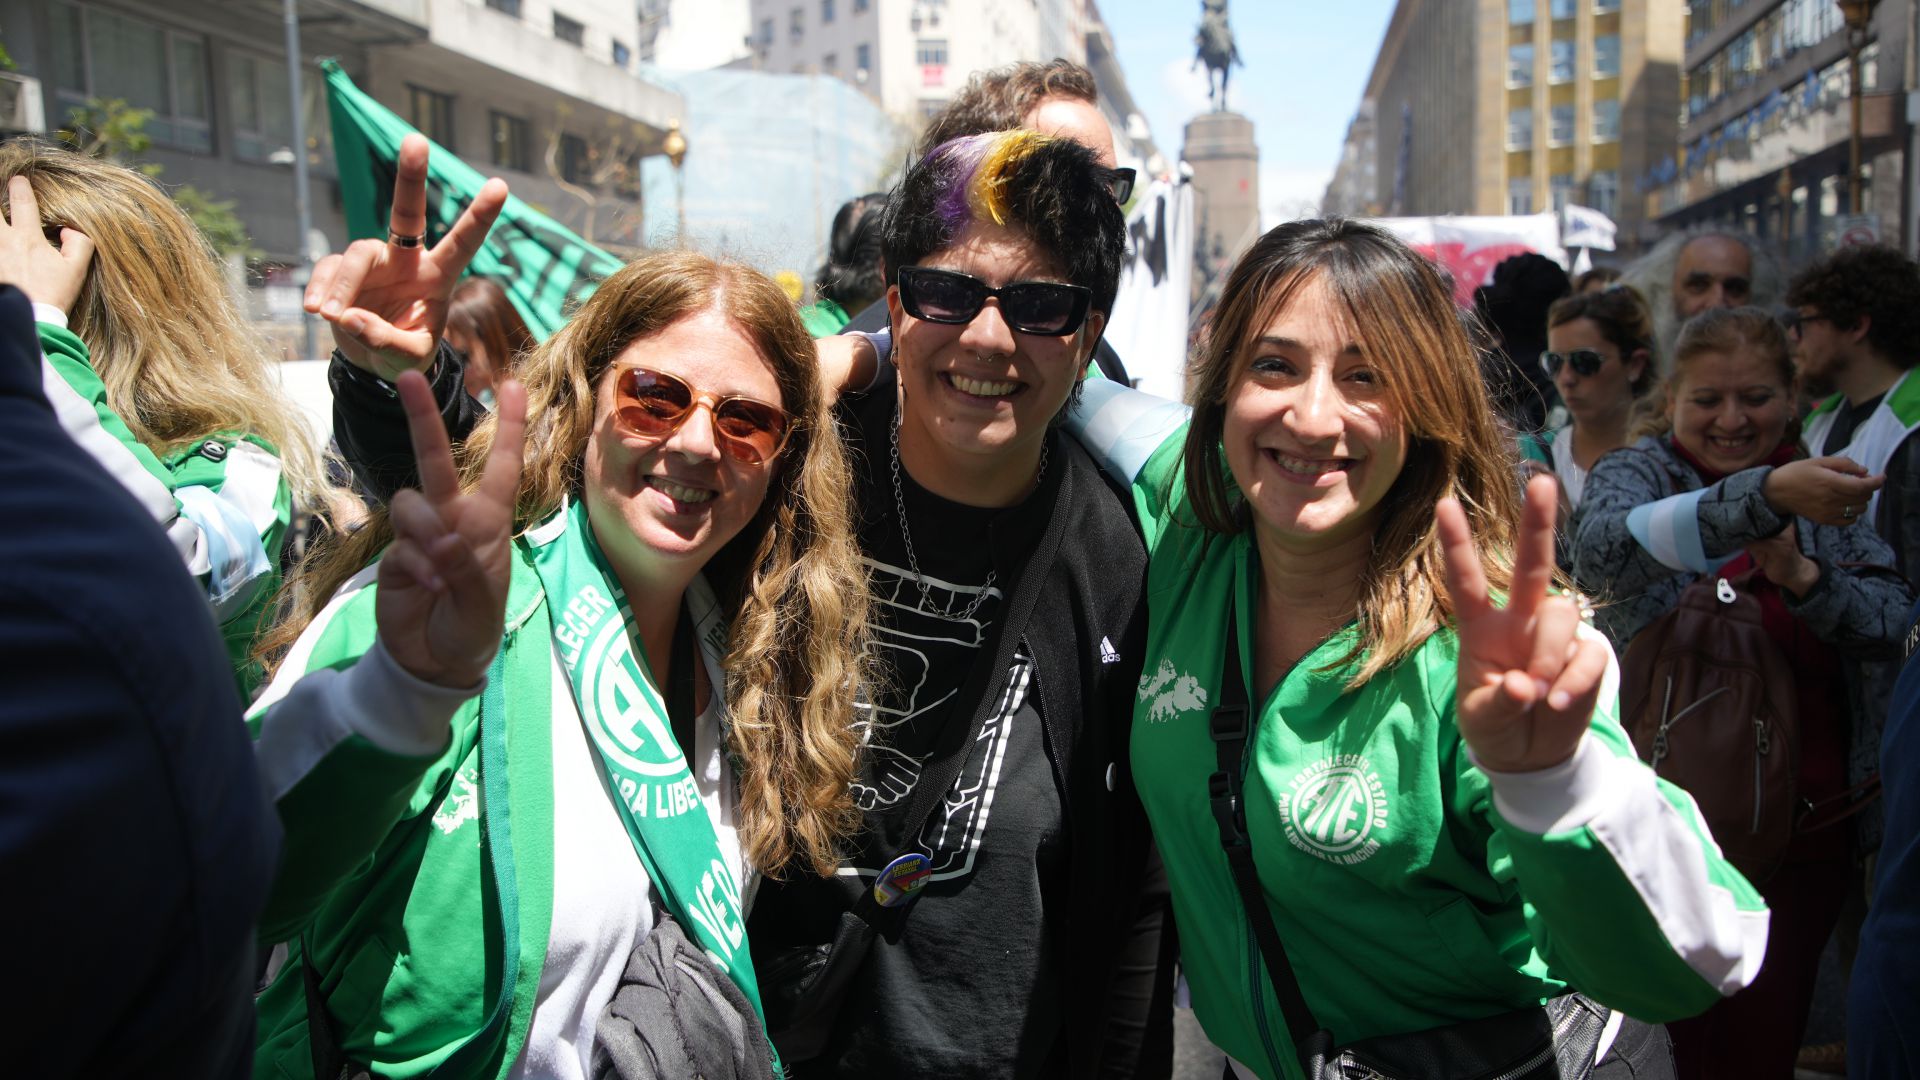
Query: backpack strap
1207 602 1323 1051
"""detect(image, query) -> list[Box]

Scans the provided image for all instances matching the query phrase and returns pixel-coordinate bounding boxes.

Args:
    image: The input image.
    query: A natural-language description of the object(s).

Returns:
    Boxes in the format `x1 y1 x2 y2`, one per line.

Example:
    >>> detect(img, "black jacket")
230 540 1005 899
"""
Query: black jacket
0 284 280 1077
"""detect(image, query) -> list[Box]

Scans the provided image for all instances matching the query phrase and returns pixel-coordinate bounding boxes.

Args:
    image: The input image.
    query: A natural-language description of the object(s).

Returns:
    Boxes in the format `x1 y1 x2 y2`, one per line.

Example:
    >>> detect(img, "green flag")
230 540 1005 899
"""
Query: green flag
323 59 623 341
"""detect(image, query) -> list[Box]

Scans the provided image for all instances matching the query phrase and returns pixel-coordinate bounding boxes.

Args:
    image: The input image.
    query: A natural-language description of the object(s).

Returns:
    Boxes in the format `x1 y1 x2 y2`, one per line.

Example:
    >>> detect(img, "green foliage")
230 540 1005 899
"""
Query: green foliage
58 97 256 258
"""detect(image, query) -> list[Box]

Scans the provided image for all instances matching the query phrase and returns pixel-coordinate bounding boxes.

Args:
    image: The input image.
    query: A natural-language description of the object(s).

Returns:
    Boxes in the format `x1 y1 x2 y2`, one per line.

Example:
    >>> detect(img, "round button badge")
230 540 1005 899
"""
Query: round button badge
873 852 933 908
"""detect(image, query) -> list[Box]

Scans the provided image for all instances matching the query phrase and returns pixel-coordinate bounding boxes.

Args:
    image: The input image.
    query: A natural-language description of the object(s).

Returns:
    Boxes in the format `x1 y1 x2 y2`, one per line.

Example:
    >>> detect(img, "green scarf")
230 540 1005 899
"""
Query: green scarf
526 500 769 1032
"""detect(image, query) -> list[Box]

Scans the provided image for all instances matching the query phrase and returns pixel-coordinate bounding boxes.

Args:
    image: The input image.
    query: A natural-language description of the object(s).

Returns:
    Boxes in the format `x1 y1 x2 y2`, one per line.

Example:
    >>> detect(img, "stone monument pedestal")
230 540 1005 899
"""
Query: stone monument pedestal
1183 111 1260 303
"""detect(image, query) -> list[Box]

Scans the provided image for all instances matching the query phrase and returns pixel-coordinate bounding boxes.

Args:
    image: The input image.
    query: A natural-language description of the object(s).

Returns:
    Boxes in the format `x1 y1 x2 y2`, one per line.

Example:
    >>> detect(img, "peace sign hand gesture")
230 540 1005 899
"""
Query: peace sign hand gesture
304 133 509 382
1438 474 1610 773
375 370 527 689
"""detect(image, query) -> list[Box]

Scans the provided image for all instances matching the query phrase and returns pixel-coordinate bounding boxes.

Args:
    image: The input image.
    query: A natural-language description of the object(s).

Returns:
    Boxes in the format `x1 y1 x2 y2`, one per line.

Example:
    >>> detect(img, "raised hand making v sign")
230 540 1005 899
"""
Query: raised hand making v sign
375 369 526 690
305 133 508 382
1439 473 1609 773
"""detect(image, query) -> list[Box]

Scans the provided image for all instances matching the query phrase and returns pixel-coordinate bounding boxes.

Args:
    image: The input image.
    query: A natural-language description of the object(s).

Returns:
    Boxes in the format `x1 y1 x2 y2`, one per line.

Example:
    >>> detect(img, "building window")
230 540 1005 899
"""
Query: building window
1509 177 1535 215
1550 0 1576 18
1594 34 1621 77
559 132 591 185
1595 0 1620 10
790 6 804 38
49 3 211 152
484 0 521 15
612 40 631 67
1550 39 1575 82
1550 103 1575 144
1588 170 1619 218
1509 0 1534 25
554 13 585 46
916 39 948 66
822 52 838 74
854 0 869 11
1508 43 1534 86
1592 98 1621 141
1550 173 1575 211
490 111 530 172
226 51 295 163
759 17 774 45
821 0 835 22
408 85 454 149
856 42 871 74
1507 107 1533 149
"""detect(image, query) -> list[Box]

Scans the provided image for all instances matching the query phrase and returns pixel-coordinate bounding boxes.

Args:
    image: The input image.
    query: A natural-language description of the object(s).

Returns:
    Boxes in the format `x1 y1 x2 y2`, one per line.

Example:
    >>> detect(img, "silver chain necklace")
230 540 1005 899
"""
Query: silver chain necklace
889 406 1047 623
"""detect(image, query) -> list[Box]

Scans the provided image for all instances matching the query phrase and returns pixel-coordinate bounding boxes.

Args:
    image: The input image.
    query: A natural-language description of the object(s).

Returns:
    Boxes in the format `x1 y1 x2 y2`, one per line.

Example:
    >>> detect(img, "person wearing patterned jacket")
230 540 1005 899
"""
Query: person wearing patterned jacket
1571 307 1910 1080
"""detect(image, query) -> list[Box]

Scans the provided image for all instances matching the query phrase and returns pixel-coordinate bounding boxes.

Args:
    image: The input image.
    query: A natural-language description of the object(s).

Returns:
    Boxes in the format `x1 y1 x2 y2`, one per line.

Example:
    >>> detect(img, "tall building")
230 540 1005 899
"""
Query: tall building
1 0 685 257
1649 0 1911 263
1330 0 1683 241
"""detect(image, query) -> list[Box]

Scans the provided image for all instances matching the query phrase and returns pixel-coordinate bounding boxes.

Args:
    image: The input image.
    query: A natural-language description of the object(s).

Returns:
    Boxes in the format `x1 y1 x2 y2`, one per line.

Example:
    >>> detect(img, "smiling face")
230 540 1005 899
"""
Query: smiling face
887 218 1104 497
582 307 782 589
1667 347 1794 474
1547 316 1644 428
1222 273 1407 553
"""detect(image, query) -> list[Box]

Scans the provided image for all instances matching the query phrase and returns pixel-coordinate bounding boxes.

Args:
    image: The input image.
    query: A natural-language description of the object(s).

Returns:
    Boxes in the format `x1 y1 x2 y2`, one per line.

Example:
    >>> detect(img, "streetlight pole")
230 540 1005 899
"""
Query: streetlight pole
1838 0 1881 215
283 0 316 360
662 119 687 241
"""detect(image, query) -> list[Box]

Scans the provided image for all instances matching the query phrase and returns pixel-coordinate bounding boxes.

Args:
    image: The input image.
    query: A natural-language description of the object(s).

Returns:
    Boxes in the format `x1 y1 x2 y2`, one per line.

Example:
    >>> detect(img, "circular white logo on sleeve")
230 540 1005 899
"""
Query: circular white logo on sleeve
1277 755 1388 865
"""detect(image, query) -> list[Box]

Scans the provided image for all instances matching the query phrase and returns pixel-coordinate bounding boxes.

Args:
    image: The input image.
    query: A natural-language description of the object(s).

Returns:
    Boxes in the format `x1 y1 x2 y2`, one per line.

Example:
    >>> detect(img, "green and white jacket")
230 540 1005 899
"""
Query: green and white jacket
36 308 290 695
1071 381 1769 1080
246 538 749 1080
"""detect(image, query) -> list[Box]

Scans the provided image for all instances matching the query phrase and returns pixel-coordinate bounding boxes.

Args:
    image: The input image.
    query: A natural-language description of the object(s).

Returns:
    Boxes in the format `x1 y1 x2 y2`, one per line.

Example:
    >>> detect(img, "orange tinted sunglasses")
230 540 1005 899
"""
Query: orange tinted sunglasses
613 367 792 466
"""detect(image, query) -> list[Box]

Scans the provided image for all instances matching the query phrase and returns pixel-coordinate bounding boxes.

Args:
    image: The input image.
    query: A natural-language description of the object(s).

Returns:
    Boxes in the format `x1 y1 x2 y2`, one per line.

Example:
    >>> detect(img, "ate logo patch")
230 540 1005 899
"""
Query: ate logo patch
1277 755 1390 865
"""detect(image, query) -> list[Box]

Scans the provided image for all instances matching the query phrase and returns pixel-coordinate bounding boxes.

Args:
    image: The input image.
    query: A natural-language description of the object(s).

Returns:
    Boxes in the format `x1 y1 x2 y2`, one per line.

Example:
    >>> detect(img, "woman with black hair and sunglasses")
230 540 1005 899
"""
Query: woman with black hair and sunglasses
1522 286 1659 516
748 129 1169 1080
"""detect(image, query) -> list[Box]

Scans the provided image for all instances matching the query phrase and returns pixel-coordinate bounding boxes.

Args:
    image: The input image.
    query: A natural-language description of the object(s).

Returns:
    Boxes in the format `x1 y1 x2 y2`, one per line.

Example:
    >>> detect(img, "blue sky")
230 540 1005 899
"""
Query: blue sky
1100 0 1397 226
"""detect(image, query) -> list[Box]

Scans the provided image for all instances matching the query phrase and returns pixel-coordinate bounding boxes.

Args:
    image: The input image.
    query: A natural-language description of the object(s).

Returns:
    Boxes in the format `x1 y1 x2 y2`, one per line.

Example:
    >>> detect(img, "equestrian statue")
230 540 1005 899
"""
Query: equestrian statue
1193 0 1243 113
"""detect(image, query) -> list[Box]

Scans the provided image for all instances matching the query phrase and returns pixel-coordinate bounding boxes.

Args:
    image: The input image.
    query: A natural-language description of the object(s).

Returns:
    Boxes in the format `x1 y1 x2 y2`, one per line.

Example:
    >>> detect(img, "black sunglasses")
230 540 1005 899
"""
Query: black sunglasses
897 266 1094 336
1543 349 1607 378
1106 167 1137 204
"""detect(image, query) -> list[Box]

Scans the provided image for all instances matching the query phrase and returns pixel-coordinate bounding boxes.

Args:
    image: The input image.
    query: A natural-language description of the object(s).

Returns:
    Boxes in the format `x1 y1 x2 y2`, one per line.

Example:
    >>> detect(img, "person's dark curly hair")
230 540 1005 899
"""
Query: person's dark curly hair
915 59 1098 158
1784 244 1920 370
882 130 1126 316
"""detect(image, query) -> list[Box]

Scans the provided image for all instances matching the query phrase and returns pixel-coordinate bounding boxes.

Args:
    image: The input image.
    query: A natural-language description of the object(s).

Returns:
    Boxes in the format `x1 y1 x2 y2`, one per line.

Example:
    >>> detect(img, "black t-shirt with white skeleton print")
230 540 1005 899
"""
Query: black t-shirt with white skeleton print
749 378 1072 1079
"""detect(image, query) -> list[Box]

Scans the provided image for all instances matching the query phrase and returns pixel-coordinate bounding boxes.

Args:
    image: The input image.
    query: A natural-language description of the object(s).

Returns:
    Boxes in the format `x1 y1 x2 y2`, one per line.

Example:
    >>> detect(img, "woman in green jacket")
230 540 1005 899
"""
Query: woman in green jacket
248 137 872 1080
0 143 336 697
1069 218 1767 1079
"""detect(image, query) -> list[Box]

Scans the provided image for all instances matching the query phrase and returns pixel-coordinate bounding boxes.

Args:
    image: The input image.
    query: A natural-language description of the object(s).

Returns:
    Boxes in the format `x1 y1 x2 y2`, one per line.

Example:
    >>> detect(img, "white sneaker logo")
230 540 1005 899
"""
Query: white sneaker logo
1100 636 1121 664
1137 658 1208 722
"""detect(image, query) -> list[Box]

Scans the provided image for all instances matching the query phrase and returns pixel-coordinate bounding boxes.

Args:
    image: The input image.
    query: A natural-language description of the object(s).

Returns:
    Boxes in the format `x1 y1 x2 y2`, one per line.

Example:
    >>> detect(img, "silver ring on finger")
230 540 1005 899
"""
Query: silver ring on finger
387 230 426 248
1843 504 1858 519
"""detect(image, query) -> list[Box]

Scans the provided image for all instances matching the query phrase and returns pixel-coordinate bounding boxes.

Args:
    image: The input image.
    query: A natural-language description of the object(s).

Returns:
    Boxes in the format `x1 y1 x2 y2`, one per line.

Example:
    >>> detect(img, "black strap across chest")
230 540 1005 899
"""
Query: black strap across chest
1209 603 1322 1046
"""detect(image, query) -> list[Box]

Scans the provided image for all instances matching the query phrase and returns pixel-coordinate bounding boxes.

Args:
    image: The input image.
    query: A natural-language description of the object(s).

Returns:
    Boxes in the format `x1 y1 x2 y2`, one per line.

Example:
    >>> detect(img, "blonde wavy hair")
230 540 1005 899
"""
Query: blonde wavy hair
0 140 332 511
1183 218 1524 688
274 251 873 879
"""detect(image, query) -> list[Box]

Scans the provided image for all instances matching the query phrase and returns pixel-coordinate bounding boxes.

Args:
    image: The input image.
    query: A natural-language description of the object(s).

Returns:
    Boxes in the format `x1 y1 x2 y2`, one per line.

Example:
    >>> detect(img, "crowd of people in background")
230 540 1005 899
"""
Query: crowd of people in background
3 53 1919 1080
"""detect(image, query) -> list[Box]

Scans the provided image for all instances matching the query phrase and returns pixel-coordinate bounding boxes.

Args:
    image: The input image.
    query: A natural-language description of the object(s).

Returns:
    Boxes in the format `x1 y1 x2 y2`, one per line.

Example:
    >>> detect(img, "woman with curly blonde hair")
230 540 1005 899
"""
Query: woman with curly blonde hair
0 140 334 695
247 139 871 1080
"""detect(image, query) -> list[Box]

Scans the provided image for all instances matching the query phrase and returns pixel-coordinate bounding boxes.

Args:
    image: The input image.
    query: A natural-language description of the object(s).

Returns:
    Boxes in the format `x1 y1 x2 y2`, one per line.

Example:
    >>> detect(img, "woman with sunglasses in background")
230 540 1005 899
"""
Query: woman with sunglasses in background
248 137 873 1079
1571 308 1907 1080
1523 287 1659 517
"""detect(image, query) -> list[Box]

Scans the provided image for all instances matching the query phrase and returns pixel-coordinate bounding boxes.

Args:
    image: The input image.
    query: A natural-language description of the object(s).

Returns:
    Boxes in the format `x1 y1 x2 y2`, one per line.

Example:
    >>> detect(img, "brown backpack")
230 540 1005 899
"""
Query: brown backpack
1620 568 1798 884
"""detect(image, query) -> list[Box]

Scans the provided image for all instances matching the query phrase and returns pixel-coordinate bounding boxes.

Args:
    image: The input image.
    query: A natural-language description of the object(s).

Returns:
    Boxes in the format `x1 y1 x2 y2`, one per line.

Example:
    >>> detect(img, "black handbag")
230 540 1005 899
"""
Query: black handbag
1207 609 1613 1080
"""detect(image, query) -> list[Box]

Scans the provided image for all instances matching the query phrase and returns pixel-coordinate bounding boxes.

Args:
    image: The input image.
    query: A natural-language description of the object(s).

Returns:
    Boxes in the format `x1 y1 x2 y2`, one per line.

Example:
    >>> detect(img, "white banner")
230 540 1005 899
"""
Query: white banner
1105 178 1196 401
1365 213 1568 306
